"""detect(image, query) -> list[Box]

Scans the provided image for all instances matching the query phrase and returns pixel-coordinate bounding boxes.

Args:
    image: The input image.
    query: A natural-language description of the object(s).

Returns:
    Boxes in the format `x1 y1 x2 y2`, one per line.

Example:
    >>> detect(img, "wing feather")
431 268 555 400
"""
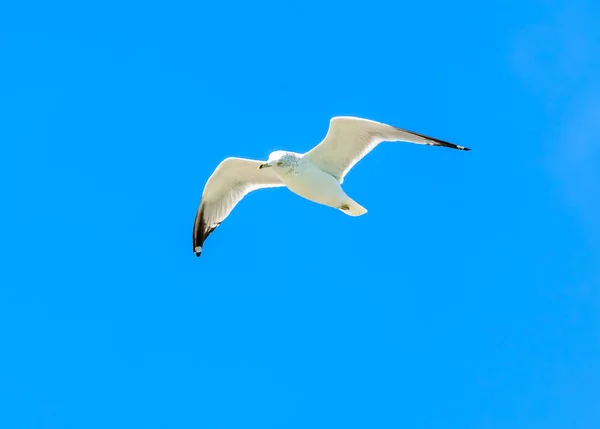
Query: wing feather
192 157 283 256
305 117 469 183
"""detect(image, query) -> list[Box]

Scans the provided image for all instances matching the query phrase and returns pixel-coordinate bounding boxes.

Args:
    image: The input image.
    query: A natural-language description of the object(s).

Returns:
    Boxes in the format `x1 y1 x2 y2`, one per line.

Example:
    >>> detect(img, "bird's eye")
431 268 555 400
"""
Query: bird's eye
277 161 284 167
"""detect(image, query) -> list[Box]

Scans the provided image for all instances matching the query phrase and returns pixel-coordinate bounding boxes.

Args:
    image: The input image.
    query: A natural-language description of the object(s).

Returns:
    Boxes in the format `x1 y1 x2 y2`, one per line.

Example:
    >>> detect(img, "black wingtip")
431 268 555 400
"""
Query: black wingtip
193 202 213 259
431 140 471 151
427 138 471 152
394 126 470 152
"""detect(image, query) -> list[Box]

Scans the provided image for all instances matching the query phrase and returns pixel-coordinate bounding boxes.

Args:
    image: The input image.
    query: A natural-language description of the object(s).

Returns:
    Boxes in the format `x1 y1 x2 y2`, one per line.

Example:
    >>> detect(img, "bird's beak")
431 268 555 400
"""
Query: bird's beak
257 163 270 170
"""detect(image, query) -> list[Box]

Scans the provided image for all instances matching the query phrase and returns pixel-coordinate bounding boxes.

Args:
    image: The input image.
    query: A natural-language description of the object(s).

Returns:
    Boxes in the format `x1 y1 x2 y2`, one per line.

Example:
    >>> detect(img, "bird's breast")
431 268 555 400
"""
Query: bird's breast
280 161 345 206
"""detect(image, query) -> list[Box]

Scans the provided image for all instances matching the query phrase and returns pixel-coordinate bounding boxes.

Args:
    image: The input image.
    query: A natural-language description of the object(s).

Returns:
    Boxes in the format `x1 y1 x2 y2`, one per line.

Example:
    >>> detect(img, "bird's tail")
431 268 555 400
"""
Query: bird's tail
340 198 368 216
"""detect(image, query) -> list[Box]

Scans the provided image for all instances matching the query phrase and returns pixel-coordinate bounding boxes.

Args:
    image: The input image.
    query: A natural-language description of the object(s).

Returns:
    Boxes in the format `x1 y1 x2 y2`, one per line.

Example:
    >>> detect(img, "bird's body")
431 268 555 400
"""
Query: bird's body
266 152 366 216
192 116 470 257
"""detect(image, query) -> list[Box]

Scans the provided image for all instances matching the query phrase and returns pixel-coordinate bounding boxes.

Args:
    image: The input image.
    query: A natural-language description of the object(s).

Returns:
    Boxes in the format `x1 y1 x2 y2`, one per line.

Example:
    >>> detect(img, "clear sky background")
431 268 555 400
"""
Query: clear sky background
1 0 599 428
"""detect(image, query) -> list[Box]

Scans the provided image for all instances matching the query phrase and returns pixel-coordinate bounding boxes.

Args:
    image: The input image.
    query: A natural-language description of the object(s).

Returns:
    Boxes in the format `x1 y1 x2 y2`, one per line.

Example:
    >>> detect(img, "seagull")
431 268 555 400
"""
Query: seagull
192 116 470 256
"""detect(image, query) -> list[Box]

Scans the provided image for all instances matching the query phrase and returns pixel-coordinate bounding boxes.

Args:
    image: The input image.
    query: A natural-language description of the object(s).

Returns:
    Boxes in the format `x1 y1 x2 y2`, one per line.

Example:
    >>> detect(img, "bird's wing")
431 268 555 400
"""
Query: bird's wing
305 116 469 183
192 157 284 256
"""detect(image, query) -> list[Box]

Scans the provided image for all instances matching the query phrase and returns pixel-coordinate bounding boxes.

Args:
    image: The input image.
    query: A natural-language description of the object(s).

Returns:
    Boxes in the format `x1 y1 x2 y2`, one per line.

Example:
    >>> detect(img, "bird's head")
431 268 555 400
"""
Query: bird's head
257 151 298 170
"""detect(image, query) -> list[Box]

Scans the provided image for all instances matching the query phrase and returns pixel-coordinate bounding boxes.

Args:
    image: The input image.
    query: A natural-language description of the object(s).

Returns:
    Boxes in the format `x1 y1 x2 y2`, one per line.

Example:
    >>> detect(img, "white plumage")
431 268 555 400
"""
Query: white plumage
192 116 470 256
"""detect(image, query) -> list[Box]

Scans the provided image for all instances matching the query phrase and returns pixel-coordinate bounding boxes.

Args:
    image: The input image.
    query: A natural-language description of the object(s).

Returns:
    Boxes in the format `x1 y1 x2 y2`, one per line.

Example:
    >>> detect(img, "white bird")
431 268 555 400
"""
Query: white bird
192 116 470 256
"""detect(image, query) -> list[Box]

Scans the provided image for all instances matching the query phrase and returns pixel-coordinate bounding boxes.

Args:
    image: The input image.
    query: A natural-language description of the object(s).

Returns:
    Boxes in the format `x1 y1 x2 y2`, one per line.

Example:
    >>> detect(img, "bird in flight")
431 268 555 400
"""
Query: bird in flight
192 116 470 257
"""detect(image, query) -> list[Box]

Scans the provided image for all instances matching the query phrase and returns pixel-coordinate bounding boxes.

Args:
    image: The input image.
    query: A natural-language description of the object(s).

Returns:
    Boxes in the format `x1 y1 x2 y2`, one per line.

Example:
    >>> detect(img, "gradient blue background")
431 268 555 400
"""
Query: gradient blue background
2 0 599 427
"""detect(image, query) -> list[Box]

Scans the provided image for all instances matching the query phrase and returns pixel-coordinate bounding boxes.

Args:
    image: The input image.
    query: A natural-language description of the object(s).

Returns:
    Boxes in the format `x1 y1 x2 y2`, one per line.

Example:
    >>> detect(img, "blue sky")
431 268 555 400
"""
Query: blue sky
1 0 599 427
